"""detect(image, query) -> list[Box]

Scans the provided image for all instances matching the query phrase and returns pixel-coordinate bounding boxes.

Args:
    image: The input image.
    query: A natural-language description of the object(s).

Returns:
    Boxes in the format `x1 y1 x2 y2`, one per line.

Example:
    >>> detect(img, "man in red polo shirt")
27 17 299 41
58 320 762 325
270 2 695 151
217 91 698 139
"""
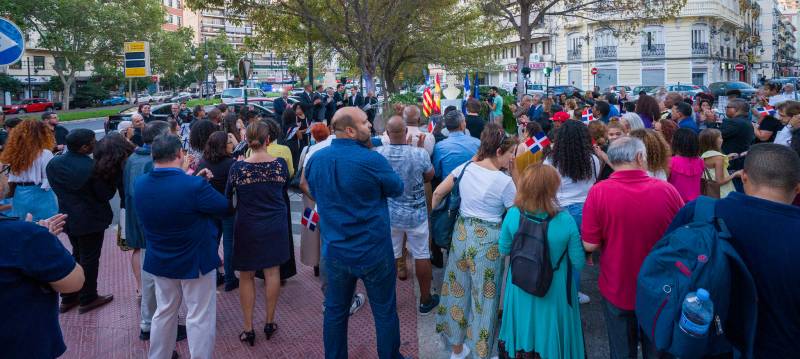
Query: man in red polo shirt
582 136 684 359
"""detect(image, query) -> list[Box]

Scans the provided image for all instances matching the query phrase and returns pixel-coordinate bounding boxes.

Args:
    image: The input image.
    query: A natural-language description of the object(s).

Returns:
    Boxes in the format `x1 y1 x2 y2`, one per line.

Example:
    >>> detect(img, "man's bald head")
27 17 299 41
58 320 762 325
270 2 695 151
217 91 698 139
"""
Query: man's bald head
385 115 407 144
332 106 367 133
403 105 421 126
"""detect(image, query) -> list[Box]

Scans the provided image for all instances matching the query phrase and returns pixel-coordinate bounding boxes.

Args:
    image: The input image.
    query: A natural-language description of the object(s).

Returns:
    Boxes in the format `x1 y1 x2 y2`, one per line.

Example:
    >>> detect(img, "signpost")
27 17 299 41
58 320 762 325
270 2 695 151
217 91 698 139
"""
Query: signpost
0 18 24 66
124 41 151 102
735 63 745 72
591 67 598 90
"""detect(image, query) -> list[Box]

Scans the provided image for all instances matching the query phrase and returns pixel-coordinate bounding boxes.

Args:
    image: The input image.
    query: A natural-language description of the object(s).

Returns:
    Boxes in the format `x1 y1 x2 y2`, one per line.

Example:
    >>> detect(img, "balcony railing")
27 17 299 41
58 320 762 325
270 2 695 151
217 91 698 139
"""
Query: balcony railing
692 42 709 56
567 48 581 61
595 46 617 60
641 44 665 58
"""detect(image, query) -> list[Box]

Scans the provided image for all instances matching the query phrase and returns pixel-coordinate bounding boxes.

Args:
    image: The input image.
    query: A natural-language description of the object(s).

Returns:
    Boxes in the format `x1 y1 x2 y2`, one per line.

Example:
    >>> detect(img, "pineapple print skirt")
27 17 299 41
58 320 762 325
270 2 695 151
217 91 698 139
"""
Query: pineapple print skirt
436 215 504 359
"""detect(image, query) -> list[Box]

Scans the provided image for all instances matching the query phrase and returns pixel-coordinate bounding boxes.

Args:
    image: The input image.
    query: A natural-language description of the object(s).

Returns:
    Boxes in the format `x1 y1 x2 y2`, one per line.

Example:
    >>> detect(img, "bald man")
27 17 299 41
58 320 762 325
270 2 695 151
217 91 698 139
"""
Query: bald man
376 116 438 314
305 107 406 359
381 105 435 155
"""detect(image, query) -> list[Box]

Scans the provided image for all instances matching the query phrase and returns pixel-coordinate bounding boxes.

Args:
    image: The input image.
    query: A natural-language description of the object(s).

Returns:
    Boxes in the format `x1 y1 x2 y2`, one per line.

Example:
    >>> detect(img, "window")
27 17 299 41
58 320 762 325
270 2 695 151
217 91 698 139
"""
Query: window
9 60 21 69
642 26 664 48
33 56 45 70
177 16 182 26
542 41 550 54
511 46 516 58
691 24 708 45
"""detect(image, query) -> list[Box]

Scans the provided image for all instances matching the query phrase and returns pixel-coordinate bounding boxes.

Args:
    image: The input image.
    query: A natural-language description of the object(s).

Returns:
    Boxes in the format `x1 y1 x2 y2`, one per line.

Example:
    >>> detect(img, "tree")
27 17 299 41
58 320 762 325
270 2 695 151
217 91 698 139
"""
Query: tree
189 34 241 91
481 0 686 99
1 0 164 109
0 74 23 94
186 0 499 94
150 28 195 90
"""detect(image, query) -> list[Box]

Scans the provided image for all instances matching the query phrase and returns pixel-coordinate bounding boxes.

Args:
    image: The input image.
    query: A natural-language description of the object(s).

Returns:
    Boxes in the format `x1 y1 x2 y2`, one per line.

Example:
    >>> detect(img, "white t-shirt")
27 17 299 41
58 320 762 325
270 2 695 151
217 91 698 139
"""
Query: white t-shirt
774 124 793 146
648 169 668 181
302 135 336 169
450 163 516 223
544 155 601 207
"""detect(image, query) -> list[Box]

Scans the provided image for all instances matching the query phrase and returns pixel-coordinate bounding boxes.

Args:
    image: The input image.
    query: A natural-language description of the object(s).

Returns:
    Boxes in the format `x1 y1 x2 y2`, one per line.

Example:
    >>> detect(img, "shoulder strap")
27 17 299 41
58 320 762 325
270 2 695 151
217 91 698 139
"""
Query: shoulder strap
693 195 716 223
455 161 471 184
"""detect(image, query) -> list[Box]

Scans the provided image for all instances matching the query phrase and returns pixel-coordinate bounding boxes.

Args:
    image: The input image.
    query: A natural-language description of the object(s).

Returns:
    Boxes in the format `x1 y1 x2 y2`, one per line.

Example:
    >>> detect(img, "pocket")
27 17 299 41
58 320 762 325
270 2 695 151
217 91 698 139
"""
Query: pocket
670 322 709 359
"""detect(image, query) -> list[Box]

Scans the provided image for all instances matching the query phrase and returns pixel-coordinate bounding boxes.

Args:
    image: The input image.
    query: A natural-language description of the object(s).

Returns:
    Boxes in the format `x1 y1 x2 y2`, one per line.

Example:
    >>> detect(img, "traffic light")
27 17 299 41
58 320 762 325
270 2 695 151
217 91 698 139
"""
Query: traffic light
544 67 552 77
521 67 531 75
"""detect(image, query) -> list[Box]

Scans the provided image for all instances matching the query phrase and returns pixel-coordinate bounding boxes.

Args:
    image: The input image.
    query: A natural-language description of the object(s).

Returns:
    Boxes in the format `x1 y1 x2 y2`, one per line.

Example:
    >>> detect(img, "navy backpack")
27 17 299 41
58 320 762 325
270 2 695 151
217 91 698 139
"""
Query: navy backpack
636 196 758 359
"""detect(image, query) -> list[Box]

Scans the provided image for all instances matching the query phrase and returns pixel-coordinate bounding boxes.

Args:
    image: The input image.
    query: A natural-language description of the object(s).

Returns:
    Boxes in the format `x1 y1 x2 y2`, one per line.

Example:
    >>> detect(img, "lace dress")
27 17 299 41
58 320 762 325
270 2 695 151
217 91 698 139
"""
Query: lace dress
226 158 290 271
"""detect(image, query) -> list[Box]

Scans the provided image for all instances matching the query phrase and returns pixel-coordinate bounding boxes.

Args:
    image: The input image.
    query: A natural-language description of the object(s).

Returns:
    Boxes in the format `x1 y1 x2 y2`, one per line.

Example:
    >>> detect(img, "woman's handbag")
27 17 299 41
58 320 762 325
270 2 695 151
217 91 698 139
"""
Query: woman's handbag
701 167 721 199
430 162 471 249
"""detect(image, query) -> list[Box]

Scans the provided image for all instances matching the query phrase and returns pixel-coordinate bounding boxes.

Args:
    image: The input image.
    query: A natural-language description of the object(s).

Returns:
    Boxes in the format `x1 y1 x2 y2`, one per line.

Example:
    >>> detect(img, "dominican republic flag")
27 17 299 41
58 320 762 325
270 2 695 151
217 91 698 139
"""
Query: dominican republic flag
525 132 551 154
756 105 776 117
286 126 299 142
427 114 436 133
301 207 319 231
581 108 594 124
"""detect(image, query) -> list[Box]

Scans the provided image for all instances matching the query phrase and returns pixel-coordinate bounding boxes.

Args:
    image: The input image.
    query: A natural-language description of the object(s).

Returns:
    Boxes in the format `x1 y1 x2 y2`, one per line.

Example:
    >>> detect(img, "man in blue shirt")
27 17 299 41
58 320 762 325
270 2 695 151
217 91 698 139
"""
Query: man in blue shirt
305 107 406 359
432 110 481 180
666 144 800 358
593 100 612 123
134 134 227 359
673 101 699 133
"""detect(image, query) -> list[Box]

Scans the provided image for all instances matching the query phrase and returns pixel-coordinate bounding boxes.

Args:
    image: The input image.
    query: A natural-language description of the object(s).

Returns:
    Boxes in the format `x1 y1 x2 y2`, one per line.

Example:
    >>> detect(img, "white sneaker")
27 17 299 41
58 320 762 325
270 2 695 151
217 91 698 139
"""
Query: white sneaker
449 345 470 359
578 291 591 304
349 293 366 316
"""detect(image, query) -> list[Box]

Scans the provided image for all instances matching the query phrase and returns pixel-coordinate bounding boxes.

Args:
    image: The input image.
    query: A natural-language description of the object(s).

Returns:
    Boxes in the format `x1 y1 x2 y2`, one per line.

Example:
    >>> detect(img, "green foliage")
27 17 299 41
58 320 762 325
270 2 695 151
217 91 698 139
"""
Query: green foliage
501 94 517 134
185 98 221 107
0 74 23 93
58 108 121 122
42 76 64 92
150 27 196 89
71 82 107 108
388 92 421 106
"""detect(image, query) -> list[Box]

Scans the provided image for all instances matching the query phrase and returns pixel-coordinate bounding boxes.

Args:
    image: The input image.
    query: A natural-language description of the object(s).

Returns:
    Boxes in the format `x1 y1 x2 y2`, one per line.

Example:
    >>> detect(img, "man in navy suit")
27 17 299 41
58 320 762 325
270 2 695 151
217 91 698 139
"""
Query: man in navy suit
299 83 314 104
347 86 364 108
134 134 228 359
273 87 291 121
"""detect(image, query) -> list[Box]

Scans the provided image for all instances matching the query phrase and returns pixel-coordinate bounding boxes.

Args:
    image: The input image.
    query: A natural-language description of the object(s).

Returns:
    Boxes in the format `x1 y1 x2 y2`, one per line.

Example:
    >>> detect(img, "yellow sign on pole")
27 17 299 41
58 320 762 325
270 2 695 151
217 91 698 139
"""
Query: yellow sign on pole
124 41 150 78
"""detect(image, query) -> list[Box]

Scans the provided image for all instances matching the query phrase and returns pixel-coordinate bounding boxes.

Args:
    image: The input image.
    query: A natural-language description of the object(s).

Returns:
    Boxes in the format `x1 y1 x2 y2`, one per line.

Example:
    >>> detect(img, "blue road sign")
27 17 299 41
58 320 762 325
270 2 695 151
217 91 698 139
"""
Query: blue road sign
0 18 24 66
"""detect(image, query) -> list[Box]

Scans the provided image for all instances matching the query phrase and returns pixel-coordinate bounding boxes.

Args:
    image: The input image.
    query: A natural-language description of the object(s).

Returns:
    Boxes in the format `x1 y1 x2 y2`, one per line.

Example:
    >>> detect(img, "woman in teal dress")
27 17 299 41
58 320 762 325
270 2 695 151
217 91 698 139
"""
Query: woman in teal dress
497 163 586 359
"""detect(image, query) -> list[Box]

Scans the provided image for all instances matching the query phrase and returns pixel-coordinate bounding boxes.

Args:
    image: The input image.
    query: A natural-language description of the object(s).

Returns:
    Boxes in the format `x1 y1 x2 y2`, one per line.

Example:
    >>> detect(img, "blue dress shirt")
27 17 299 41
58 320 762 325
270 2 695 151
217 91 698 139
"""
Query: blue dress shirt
134 167 229 279
678 117 700 133
432 131 481 179
305 139 403 266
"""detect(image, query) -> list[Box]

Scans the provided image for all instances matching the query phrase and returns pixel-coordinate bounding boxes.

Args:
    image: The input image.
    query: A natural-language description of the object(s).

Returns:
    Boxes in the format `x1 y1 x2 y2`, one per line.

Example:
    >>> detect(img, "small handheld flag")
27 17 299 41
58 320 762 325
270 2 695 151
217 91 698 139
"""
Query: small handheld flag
524 132 551 154
301 207 319 231
756 105 776 117
581 108 594 124
427 115 436 133
285 126 299 141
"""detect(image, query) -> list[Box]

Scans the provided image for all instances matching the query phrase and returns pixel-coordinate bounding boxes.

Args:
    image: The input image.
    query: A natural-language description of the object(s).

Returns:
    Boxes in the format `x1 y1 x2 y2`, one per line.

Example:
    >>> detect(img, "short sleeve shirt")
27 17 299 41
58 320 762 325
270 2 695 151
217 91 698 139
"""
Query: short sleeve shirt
757 116 783 143
376 144 433 229
0 219 75 359
492 96 504 117
451 163 516 223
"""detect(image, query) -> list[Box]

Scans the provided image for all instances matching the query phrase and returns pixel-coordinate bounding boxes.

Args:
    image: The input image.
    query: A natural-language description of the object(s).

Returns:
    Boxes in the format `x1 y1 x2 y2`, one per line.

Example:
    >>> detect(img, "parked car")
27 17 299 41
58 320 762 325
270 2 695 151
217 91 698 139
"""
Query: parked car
169 92 192 103
221 88 270 104
101 96 130 106
151 92 174 103
104 102 174 133
662 84 706 99
605 85 632 94
204 102 277 122
133 93 153 104
525 84 546 96
3 98 55 115
629 85 659 101
546 85 583 97
708 81 757 100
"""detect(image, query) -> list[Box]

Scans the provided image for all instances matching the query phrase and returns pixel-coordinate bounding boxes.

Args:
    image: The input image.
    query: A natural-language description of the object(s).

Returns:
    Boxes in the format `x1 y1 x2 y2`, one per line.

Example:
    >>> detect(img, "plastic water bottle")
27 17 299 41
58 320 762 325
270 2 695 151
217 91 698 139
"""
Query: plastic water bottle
679 288 714 337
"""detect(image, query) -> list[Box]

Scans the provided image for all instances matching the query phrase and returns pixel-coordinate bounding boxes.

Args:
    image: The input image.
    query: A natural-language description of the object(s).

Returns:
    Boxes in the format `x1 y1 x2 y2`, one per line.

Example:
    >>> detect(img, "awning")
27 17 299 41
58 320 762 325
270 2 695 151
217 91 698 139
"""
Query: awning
11 75 51 85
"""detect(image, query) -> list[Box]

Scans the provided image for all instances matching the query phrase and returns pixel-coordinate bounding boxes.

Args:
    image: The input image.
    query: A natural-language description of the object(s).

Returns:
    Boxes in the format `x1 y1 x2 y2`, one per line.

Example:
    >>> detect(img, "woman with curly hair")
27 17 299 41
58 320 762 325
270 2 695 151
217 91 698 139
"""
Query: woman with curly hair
635 94 661 128
544 120 600 304
629 129 671 180
188 119 218 169
0 119 57 221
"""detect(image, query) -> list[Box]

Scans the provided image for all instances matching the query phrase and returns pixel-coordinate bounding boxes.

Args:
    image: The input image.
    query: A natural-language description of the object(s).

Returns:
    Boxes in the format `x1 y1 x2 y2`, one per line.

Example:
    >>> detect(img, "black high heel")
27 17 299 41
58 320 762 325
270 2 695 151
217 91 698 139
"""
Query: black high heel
264 323 278 340
239 330 255 346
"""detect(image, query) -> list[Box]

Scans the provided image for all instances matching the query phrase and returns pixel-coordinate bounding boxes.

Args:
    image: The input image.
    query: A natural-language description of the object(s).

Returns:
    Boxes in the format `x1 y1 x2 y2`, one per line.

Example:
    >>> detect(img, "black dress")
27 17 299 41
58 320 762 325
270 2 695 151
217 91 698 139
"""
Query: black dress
226 158 290 271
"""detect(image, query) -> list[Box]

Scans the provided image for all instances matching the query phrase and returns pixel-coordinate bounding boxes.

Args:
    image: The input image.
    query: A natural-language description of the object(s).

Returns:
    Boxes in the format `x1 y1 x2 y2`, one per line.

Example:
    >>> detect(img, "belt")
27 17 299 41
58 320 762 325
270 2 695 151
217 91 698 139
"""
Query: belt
12 182 38 187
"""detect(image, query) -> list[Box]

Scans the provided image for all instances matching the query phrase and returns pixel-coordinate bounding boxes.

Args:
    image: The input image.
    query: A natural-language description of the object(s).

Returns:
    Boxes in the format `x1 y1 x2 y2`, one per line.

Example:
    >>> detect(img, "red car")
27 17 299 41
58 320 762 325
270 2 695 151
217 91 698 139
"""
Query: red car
3 98 55 115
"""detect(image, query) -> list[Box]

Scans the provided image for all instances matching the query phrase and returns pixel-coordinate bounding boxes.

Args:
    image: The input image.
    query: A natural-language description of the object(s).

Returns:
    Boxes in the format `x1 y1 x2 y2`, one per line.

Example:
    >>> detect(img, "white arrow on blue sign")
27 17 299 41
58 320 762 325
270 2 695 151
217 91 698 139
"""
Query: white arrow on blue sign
0 18 24 66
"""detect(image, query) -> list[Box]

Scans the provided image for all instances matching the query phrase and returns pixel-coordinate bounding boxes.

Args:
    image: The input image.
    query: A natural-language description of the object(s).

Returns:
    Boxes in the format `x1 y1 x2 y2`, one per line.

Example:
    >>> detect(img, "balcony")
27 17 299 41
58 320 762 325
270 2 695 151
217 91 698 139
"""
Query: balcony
692 42 709 56
595 46 617 60
567 48 581 61
641 44 665 58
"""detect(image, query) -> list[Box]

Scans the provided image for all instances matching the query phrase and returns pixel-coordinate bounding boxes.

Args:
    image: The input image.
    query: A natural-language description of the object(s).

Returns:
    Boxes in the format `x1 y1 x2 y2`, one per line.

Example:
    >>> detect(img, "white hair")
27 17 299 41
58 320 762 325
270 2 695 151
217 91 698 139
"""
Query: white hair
607 136 647 166
620 112 645 131
131 113 144 121
117 120 132 133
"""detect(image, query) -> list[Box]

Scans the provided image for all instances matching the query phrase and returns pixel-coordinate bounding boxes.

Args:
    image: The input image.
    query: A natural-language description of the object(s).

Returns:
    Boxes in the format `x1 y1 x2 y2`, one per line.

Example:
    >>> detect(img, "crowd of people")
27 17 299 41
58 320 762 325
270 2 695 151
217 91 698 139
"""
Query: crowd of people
0 79 798 359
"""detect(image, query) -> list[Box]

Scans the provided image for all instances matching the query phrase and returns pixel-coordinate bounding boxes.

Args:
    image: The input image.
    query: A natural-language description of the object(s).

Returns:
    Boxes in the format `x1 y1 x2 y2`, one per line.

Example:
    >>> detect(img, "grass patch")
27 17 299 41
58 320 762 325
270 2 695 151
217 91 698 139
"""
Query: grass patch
58 109 122 122
186 98 221 107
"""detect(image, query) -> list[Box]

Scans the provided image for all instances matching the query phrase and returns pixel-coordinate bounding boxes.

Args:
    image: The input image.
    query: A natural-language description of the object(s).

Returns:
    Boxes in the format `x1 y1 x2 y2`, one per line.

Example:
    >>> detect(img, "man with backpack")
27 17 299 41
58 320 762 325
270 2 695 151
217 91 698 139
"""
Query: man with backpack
581 137 685 358
664 143 800 357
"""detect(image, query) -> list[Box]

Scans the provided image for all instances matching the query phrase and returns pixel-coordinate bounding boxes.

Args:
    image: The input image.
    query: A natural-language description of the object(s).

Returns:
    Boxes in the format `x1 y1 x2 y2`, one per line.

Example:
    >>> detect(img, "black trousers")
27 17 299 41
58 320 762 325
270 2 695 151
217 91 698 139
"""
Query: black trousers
61 231 105 305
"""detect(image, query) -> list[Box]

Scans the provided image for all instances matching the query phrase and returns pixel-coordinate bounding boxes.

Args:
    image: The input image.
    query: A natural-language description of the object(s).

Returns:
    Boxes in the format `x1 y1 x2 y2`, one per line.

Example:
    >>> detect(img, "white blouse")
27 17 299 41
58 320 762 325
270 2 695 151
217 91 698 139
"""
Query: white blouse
8 149 54 190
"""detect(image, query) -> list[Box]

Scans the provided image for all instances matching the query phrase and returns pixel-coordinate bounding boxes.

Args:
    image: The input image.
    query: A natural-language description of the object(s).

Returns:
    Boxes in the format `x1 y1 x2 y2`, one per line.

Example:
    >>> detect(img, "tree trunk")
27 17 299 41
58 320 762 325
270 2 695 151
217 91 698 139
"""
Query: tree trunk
58 73 75 111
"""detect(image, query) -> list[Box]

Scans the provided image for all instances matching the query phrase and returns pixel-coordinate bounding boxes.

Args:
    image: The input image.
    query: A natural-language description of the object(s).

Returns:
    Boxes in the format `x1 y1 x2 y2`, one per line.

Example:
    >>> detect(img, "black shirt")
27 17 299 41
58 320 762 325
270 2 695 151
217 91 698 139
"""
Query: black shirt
465 114 485 139
53 125 68 147
720 115 755 170
197 157 235 195
756 116 783 143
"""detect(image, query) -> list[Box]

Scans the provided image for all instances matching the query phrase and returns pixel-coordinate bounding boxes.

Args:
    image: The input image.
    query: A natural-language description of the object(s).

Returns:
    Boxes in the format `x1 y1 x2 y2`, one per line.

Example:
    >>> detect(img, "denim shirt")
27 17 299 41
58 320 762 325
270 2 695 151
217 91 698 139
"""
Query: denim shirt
306 139 403 266
432 131 481 179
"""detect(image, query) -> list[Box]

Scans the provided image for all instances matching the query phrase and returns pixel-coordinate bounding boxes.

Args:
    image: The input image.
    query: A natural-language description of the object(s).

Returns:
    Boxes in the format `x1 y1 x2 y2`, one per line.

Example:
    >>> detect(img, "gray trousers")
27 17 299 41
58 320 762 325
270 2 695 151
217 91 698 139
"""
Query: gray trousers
148 270 216 359
140 249 156 332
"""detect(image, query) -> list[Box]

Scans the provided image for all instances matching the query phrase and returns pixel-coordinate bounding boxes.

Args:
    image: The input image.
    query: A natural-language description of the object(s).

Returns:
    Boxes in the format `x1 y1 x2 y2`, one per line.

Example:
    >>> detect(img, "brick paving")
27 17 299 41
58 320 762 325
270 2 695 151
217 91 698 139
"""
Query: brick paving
57 229 419 359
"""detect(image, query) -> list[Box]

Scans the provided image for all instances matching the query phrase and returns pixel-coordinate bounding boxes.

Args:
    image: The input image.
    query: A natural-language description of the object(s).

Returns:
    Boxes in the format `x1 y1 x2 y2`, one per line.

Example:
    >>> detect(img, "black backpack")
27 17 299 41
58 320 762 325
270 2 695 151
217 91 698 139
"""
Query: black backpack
509 212 572 304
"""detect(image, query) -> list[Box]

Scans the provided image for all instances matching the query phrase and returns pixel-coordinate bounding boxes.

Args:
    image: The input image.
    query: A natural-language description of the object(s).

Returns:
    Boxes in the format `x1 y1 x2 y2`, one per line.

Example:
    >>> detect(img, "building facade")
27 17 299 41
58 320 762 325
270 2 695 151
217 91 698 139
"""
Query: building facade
551 0 763 90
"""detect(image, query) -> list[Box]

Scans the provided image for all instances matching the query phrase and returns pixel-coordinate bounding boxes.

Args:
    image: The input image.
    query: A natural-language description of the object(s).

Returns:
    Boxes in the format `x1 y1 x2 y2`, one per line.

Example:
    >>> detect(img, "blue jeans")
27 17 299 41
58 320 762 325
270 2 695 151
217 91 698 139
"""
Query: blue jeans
323 256 403 359
221 215 236 285
565 203 583 291
603 299 669 359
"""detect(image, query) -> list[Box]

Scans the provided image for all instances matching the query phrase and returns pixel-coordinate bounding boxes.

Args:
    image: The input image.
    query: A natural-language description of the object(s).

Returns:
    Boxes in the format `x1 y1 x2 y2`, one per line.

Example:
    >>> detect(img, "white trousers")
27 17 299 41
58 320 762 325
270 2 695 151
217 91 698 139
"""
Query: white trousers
148 270 216 359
